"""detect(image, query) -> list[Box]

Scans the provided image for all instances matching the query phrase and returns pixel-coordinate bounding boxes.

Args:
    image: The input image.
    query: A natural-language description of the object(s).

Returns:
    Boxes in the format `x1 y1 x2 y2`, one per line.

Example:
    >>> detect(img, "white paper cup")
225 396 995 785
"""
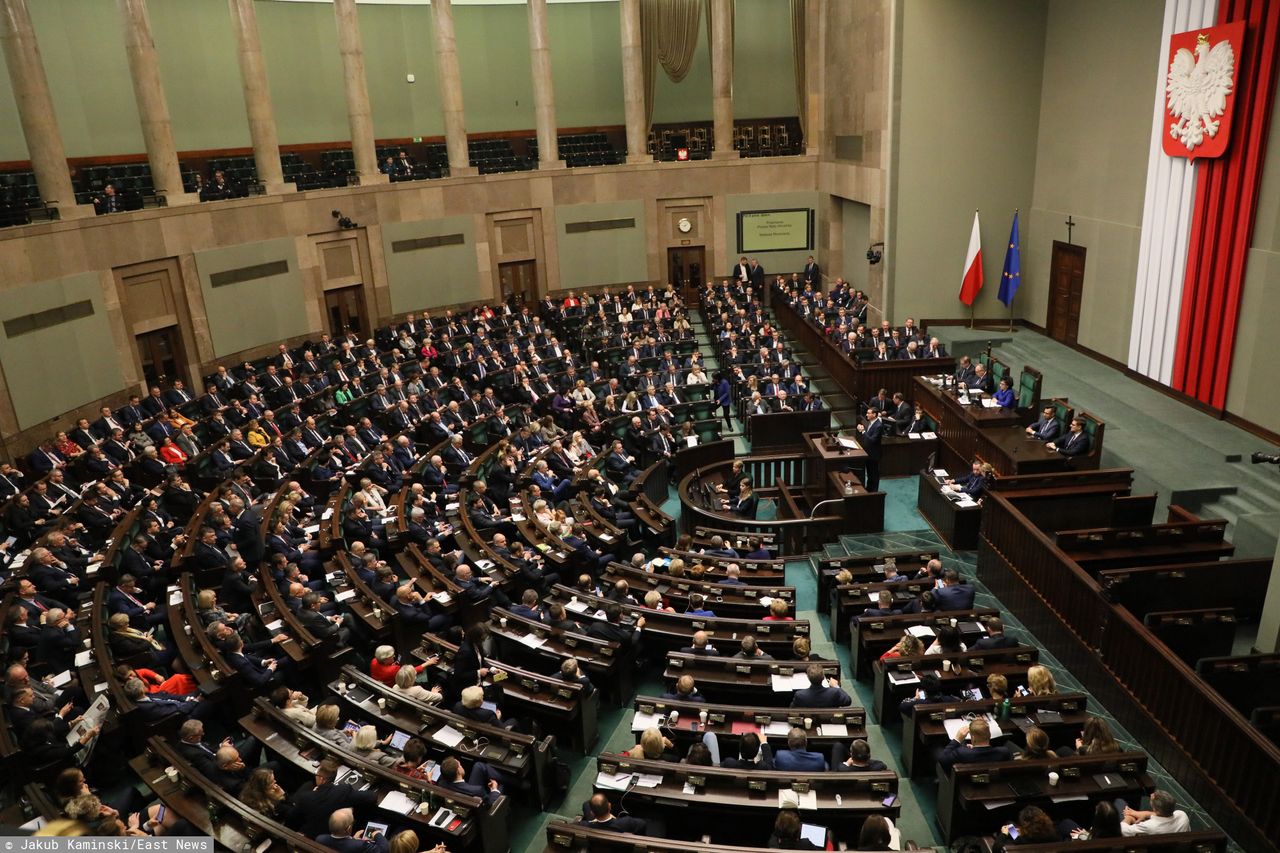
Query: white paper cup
943 660 952 672
1048 771 1060 786
804 717 813 730
377 698 387 710
163 767 178 783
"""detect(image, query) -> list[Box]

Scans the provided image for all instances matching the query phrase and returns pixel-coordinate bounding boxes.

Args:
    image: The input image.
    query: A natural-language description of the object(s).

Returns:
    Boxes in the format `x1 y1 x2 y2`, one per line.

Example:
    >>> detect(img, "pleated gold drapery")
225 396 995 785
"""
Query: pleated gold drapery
640 0 707 129
791 0 805 137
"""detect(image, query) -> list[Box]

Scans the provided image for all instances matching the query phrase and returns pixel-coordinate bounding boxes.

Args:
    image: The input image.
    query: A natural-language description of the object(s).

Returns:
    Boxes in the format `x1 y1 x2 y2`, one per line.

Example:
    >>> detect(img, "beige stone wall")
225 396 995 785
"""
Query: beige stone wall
0 157 818 456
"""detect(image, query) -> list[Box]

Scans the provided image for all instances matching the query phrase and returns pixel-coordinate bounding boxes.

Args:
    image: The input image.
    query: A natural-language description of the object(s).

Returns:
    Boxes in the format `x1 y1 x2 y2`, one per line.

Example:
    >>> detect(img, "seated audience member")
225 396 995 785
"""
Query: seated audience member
661 674 704 703
1070 715 1123 756
791 663 852 708
773 728 828 771
679 630 719 656
768 808 820 850
1058 801 1123 842
994 806 1060 850
627 726 678 762
1027 664 1057 696
879 632 924 662
318 807 388 853
1015 726 1053 761
938 718 1012 768
971 616 1017 649
735 634 773 660
1025 404 1060 441
580 793 648 835
833 738 887 772
932 568 975 611
1047 417 1091 458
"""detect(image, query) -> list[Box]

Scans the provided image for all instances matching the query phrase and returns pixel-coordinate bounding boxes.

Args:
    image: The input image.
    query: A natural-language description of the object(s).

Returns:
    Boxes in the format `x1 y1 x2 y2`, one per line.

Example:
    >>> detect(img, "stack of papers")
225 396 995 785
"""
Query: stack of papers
907 625 936 638
432 725 465 747
334 589 357 602
818 723 848 737
943 716 1004 741
922 431 938 439
565 600 590 613
887 671 921 686
770 672 810 692
762 721 792 737
981 398 1000 408
517 633 547 649
631 711 662 732
634 774 663 788
379 790 416 815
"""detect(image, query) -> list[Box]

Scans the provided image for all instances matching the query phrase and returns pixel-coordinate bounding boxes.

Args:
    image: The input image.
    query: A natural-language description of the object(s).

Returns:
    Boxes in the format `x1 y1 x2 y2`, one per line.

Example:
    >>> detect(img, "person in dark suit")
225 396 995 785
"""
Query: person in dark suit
719 731 775 769
660 674 704 703
285 760 378 838
731 256 752 285
946 461 991 500
580 793 648 835
585 603 644 653
888 392 914 436
438 756 504 805
832 738 888 772
933 568 976 611
900 673 960 717
678 630 719 656
36 608 81 674
225 633 282 689
1047 417 1091 458
856 407 888 493
938 718 1012 768
803 256 821 287
773 729 828 771
971 616 1018 650
92 183 125 215
791 664 853 708
1025 405 1061 441
966 363 994 395
315 808 389 853
728 480 758 519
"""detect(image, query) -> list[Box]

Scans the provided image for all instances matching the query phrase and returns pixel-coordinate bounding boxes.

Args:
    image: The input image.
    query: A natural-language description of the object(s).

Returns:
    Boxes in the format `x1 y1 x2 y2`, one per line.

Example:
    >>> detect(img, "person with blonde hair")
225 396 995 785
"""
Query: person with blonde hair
393 664 442 704
351 724 398 766
628 727 677 762
1027 665 1057 696
314 703 349 746
764 598 792 621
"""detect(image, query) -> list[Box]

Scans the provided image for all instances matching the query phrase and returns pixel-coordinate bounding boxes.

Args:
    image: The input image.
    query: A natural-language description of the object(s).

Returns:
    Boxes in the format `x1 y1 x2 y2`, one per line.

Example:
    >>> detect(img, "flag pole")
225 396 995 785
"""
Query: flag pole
1008 207 1018 333
969 208 977 330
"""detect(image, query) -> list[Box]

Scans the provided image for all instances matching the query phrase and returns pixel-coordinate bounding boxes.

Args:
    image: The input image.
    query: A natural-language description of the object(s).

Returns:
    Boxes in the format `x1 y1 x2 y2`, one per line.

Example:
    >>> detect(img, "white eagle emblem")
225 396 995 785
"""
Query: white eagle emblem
1166 33 1235 151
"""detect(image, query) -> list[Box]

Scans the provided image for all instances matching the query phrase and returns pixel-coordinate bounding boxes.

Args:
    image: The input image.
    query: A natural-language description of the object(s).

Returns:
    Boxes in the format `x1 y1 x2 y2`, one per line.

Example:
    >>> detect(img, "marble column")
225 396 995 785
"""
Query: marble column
117 0 195 204
619 0 649 164
333 0 385 184
526 0 562 169
710 0 734 158
0 0 87 217
431 0 473 176
227 0 285 193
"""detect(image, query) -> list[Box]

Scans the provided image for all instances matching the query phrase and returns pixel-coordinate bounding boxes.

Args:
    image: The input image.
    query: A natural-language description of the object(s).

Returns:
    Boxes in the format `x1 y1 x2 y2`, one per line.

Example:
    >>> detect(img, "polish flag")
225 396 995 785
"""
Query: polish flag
958 211 983 306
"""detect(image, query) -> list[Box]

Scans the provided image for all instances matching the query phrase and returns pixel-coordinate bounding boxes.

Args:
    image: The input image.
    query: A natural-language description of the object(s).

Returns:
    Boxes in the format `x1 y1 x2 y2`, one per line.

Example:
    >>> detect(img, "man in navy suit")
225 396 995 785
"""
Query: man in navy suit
438 756 504 805
1025 405 1060 441
856 407 888 493
939 718 1012 768
225 632 282 689
108 575 166 629
580 793 648 835
971 616 1018 650
773 729 829 771
791 664 853 708
933 568 976 611
1048 417 1091 458
286 761 379 838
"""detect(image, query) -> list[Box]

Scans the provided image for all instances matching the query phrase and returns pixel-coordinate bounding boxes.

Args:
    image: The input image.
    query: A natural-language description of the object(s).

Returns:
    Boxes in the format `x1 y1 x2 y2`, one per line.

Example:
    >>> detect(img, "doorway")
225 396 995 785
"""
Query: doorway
136 327 187 389
498 260 538 307
667 246 705 302
1047 241 1085 344
324 285 369 339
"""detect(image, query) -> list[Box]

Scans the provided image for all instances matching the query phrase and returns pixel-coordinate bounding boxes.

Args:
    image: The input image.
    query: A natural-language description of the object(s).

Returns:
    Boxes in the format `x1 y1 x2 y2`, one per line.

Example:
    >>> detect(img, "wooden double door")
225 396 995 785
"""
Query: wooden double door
668 246 705 302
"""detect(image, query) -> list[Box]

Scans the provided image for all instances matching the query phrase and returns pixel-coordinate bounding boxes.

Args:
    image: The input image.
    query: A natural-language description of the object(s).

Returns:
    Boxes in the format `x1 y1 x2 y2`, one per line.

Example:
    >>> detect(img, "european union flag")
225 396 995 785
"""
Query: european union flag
998 211 1021 307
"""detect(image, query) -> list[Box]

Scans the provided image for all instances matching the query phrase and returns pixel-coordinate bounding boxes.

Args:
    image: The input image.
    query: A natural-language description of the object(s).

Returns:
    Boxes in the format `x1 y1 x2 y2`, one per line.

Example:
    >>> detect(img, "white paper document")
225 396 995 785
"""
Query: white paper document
778 788 818 810
379 790 416 815
334 589 357 602
432 725 465 747
762 721 793 737
595 771 633 791
906 625 936 638
74 650 92 667
818 723 848 737
631 711 661 732
517 633 547 649
634 773 663 788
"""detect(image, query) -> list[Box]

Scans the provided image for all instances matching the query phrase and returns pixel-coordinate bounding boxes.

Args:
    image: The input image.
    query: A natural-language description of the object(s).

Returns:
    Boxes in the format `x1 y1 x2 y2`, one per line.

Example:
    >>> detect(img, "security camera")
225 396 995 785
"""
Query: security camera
331 209 358 229
1250 451 1280 465
866 241 884 265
